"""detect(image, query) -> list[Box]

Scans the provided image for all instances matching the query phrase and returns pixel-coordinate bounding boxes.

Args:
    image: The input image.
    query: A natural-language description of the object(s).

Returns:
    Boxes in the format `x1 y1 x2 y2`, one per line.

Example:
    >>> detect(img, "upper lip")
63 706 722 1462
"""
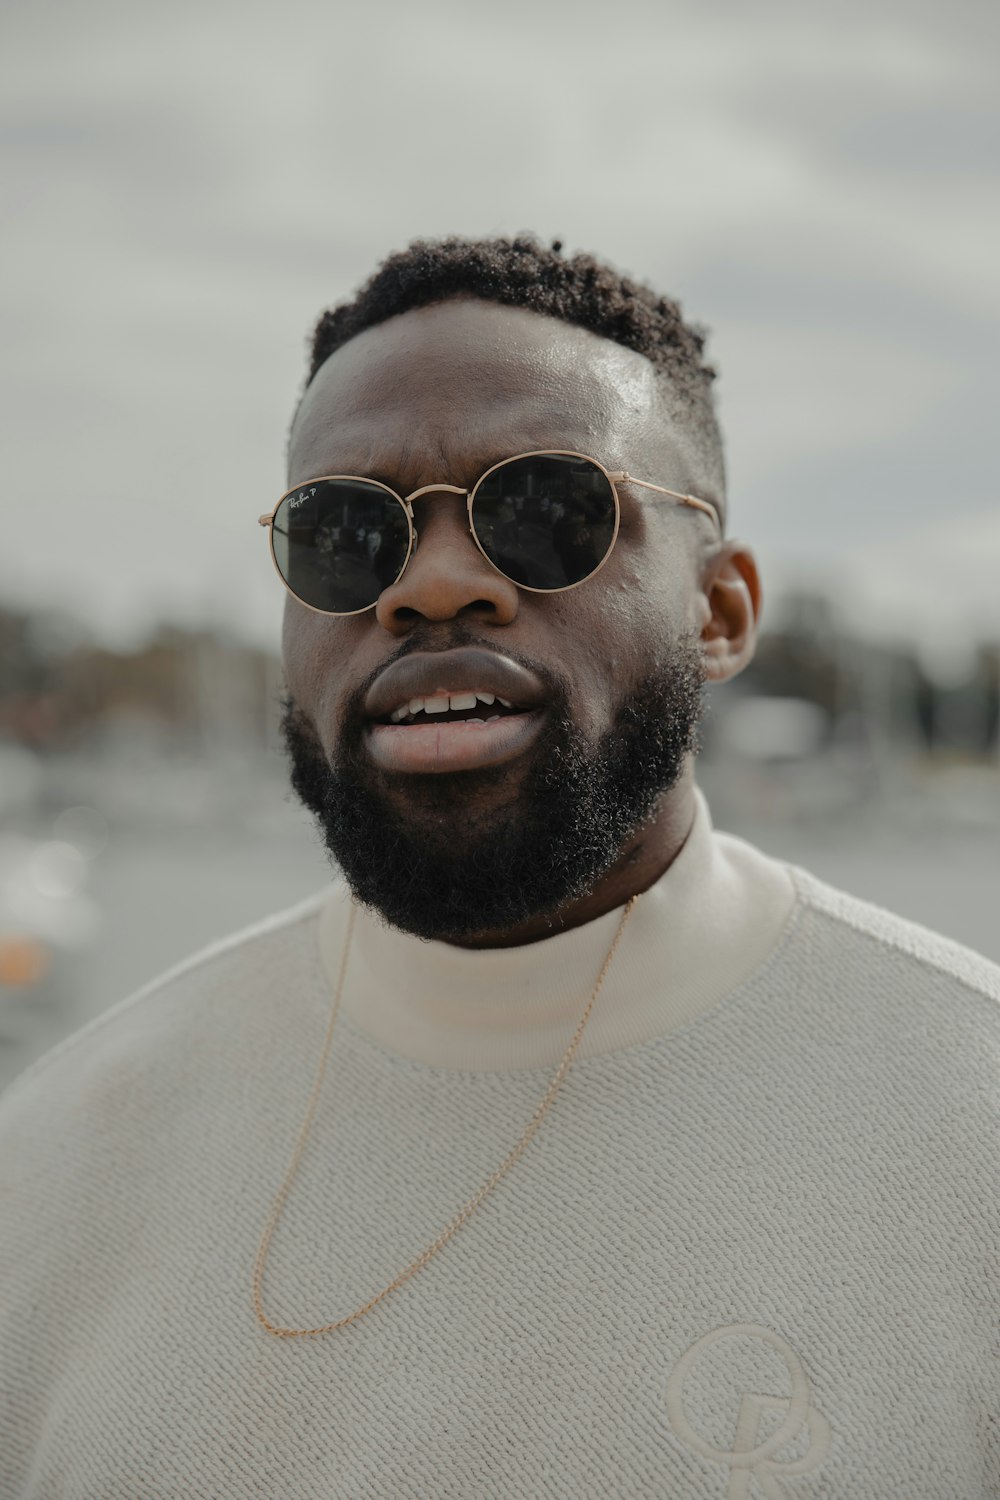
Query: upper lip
364 648 548 721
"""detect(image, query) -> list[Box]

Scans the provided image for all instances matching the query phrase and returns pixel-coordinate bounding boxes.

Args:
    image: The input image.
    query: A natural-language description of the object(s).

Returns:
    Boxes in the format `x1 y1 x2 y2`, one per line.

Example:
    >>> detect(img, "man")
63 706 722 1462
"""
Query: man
2 236 997 1498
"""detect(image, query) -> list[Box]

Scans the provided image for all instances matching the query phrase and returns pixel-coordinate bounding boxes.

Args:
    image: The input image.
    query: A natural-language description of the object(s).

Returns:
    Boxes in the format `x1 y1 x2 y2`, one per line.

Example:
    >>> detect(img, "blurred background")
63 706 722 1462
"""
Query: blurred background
2 0 997 1090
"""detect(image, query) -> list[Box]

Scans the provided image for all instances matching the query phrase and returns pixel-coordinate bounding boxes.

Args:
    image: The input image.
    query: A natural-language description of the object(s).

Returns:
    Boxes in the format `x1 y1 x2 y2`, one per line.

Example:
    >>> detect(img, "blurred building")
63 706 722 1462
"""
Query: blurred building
0 607 285 758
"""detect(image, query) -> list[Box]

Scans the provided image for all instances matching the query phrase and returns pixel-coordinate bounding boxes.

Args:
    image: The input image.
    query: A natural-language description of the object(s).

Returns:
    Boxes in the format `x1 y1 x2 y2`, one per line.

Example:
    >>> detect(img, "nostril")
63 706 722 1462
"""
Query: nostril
392 598 497 625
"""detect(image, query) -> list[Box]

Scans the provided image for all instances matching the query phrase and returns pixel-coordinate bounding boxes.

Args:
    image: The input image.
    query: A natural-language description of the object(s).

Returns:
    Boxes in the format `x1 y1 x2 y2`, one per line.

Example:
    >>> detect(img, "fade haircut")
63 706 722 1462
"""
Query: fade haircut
299 233 726 519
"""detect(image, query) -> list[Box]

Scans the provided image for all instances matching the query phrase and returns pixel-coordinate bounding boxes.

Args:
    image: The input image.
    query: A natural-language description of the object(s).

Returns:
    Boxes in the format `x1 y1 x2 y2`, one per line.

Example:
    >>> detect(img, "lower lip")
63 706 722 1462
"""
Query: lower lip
366 712 544 774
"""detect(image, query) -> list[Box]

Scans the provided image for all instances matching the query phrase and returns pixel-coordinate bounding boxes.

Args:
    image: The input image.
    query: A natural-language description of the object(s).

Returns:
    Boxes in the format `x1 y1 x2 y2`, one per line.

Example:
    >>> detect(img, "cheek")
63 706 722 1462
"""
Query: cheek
562 551 703 736
281 601 315 697
281 603 355 738
541 584 670 743
596 545 698 670
613 504 701 621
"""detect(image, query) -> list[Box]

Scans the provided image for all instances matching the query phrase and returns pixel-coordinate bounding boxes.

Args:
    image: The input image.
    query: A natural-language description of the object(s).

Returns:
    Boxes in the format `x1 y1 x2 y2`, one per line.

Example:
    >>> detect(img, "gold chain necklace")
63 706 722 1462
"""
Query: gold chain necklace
253 892 639 1338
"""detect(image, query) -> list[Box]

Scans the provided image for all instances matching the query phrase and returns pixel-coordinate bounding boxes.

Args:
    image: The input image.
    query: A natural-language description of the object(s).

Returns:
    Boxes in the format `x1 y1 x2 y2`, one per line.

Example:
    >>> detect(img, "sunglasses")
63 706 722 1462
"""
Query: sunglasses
258 449 722 617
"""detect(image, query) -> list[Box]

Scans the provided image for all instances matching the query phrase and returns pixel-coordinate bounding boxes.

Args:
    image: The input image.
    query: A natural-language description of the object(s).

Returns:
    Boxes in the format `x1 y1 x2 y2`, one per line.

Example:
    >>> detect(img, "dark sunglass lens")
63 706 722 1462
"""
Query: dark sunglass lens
271 480 409 613
472 455 617 591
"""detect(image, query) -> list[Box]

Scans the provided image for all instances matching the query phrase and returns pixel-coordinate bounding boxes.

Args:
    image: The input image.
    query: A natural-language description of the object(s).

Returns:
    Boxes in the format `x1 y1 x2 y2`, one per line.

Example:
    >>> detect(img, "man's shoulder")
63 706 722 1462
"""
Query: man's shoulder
784 860 1000 1015
0 886 334 1127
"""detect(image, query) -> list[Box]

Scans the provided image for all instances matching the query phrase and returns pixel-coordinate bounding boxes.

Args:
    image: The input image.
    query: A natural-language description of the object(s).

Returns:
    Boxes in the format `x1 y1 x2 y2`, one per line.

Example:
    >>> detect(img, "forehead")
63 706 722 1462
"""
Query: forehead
288 298 691 488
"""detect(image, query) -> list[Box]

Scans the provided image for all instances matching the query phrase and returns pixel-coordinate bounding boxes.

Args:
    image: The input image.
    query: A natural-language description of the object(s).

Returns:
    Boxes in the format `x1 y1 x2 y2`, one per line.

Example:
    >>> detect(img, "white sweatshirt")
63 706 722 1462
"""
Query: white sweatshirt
1 790 998 1498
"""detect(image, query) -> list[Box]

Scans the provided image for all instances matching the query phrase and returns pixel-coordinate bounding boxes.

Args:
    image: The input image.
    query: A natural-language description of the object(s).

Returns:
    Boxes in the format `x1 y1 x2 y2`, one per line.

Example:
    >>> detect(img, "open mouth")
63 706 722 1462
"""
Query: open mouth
368 692 543 774
363 648 549 775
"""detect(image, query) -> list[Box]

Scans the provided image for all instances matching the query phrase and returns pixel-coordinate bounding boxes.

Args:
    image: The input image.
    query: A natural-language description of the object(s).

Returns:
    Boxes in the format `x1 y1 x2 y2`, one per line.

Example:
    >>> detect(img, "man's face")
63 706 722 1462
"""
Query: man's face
281 298 728 943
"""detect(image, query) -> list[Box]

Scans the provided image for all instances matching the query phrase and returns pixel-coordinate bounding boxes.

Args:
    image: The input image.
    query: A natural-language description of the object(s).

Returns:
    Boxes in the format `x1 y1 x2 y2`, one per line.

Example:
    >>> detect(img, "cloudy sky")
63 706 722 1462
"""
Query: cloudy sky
3 0 997 673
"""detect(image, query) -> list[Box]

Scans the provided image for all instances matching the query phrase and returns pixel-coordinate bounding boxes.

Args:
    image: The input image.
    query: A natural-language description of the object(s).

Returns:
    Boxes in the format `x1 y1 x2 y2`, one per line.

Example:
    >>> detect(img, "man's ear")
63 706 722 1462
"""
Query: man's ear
697 540 762 684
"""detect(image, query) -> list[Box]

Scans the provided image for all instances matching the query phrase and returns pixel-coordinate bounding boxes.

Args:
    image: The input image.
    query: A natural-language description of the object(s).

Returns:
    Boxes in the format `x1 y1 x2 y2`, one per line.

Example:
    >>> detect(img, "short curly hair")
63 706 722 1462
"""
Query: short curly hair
300 233 725 513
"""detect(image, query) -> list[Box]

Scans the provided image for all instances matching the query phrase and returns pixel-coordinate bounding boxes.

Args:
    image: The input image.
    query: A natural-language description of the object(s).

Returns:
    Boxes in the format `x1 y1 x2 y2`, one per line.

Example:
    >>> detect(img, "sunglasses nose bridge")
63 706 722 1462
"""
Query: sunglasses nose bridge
403 482 469 506
400 482 475 564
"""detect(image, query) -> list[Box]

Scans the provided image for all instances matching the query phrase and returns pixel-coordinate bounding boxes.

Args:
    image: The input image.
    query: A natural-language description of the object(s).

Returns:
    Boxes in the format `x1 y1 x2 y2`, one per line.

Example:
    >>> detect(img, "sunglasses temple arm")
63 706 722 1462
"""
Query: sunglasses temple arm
612 474 721 532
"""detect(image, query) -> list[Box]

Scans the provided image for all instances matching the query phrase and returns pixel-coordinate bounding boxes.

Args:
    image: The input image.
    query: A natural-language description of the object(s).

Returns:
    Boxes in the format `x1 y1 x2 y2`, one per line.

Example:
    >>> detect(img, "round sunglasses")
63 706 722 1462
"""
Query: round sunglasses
258 449 722 617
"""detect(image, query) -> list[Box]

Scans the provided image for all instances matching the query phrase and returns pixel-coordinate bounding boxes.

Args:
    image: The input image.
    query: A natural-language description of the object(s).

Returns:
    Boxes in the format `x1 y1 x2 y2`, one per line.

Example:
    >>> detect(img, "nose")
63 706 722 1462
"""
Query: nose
374 489 520 635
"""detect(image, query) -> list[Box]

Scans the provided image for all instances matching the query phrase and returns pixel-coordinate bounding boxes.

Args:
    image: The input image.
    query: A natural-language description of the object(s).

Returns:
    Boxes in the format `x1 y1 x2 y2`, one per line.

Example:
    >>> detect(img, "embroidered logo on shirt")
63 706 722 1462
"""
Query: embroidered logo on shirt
666 1322 832 1498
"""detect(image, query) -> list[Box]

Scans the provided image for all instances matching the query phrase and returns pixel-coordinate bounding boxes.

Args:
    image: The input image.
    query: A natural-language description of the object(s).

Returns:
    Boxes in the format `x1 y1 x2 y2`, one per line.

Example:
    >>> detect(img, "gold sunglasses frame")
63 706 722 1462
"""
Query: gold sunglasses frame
258 448 722 617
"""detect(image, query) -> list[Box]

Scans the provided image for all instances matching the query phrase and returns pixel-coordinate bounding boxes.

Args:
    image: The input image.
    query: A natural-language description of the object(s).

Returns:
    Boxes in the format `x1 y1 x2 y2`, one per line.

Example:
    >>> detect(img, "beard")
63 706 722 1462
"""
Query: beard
281 636 705 942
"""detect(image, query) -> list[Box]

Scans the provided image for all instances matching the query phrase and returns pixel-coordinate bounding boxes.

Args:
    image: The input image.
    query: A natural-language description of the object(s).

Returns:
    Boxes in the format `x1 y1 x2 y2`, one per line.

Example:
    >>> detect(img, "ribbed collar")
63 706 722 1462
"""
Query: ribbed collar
315 788 795 1072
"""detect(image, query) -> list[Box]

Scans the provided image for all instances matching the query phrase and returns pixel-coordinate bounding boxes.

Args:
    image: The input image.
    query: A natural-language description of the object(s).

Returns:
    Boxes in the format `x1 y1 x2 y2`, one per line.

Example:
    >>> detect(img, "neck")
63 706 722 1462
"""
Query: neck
444 764 698 950
319 782 799 1072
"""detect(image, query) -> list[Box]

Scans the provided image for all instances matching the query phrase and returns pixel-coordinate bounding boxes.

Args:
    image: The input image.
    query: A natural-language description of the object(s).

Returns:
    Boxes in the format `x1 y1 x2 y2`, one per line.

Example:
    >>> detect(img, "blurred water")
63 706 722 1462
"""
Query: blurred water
1 749 998 1094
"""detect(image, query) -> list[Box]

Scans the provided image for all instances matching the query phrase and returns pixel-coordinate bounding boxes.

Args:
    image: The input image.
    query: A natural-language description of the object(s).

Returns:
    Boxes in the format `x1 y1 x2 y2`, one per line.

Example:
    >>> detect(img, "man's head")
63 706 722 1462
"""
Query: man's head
279 235 760 945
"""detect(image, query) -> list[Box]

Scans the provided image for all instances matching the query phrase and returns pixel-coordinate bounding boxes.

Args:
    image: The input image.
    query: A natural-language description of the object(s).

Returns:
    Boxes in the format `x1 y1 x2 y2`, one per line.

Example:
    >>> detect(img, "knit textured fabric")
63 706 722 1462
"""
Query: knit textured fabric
1 819 998 1497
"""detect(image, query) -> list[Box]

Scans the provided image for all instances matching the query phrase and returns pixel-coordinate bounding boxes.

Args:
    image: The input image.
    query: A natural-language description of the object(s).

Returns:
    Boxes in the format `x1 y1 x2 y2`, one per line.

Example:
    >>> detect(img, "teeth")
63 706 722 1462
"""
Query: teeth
388 690 514 723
